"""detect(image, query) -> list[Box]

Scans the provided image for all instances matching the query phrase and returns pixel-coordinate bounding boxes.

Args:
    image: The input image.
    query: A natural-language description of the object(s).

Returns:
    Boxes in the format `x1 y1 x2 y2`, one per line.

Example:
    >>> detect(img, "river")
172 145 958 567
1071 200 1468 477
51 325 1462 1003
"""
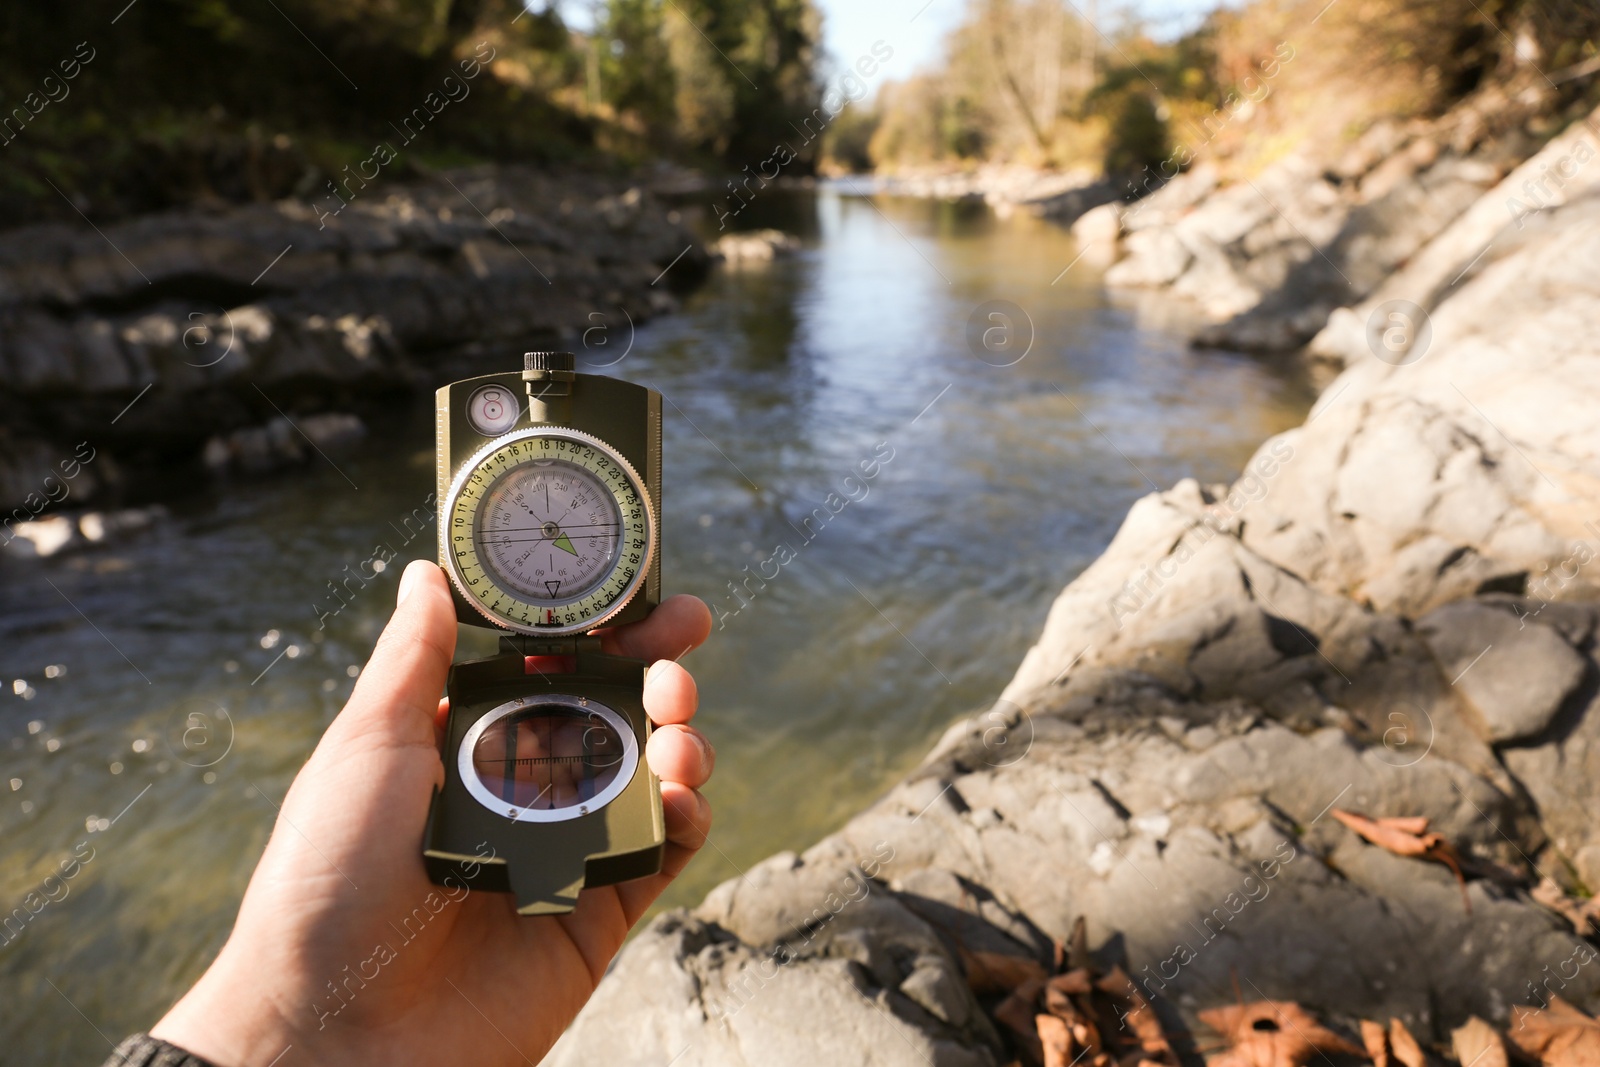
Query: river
0 187 1312 1060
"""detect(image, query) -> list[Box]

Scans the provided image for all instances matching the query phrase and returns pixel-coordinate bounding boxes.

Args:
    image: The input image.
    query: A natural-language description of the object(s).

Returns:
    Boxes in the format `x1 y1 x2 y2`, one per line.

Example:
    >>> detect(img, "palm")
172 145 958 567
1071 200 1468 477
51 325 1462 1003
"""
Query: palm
153 565 713 1067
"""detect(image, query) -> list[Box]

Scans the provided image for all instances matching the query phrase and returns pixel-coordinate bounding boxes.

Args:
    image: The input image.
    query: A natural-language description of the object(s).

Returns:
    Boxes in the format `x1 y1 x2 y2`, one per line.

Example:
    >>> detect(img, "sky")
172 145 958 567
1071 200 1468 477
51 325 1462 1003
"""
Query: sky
548 1 1234 83
810 0 1229 81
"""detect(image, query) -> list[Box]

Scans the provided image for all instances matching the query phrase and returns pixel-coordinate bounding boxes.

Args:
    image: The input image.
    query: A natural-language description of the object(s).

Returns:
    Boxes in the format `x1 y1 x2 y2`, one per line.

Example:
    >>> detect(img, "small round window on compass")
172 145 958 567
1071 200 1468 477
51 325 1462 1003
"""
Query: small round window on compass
460 696 638 822
474 455 624 605
466 384 521 436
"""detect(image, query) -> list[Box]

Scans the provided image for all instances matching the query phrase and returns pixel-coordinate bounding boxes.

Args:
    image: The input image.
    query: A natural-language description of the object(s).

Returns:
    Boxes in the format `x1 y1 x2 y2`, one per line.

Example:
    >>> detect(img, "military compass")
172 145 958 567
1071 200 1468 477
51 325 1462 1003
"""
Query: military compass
423 352 666 914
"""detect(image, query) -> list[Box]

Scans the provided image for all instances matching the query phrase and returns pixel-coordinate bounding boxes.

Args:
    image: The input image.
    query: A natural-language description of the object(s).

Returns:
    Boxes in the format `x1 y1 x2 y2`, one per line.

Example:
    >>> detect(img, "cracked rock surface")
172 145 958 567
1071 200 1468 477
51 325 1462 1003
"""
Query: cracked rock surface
546 112 1600 1067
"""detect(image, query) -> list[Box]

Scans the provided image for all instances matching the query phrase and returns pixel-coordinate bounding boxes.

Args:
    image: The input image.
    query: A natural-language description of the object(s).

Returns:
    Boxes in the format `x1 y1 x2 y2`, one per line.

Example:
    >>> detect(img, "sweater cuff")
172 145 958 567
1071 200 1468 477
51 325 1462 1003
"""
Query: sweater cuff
103 1033 218 1067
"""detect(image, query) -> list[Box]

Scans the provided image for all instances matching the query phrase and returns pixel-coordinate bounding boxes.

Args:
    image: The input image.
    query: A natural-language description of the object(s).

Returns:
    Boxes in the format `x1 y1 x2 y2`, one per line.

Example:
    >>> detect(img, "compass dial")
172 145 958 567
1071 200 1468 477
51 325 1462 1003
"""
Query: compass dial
446 427 654 634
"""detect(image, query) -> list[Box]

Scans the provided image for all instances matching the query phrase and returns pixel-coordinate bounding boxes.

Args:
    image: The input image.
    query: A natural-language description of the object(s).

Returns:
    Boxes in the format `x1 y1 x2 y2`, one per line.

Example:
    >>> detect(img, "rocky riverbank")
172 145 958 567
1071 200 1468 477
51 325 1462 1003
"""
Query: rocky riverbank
1085 90 1600 357
542 107 1600 1067
0 165 706 512
861 165 1122 222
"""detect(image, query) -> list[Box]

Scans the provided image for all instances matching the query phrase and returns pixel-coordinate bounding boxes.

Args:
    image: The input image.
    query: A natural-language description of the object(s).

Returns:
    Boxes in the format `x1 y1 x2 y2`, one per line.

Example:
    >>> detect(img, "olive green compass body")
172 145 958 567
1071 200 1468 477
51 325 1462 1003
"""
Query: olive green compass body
422 352 666 915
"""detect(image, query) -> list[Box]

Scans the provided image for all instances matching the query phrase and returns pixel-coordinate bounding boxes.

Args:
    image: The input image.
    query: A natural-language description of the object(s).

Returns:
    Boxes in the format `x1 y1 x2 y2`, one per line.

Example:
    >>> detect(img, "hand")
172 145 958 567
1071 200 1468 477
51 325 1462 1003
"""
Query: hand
150 561 714 1066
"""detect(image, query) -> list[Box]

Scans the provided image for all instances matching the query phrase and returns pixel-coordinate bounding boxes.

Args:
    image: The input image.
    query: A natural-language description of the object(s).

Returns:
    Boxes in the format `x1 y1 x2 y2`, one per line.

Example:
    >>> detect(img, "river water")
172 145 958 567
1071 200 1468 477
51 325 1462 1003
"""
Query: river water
0 188 1311 1060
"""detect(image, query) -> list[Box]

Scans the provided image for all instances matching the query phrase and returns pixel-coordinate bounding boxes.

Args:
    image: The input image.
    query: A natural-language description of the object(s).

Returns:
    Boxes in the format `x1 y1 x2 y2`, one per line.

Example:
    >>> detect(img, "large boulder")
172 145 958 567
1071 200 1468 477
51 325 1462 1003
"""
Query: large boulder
543 96 1600 1066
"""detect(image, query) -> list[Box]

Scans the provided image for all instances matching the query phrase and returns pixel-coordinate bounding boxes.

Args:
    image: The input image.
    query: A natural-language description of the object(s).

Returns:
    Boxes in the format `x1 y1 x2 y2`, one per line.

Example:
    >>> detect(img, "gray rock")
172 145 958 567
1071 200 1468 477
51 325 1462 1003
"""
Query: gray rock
545 878 1003 1067
1419 600 1588 743
0 505 167 559
1069 203 1122 262
1101 97 1573 353
1104 227 1193 287
202 413 366 474
1309 108 1600 370
713 230 800 265
549 96 1600 1065
0 165 704 496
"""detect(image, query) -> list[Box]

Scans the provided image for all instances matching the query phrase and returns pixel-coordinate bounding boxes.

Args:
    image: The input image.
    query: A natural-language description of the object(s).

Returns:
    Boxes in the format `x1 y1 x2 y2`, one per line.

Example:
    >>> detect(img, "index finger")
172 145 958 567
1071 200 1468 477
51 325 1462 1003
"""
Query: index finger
596 593 711 663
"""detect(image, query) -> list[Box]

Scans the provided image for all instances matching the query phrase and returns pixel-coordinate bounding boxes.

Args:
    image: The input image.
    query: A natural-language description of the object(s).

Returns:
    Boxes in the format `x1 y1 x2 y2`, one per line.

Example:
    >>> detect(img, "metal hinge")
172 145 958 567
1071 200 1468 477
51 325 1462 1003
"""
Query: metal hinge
498 634 603 658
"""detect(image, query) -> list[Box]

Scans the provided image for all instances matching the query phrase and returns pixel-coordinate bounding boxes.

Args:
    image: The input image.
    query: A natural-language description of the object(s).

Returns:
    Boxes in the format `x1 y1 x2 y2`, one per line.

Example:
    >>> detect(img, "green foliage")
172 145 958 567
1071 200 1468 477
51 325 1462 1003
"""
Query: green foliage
0 0 824 220
820 102 877 173
599 0 822 167
0 0 592 219
601 0 677 133
1100 91 1168 177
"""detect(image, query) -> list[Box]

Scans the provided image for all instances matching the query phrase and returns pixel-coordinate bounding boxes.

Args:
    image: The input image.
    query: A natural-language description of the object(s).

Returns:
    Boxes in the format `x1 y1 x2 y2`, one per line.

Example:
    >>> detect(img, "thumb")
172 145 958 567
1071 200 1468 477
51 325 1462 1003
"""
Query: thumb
327 560 458 752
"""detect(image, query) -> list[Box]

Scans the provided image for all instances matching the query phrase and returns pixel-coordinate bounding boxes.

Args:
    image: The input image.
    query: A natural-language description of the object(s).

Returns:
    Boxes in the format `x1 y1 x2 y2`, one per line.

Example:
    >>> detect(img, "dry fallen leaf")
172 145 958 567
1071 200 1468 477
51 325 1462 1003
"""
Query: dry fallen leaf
1050 968 1096 996
1200 999 1362 1067
1039 1013 1074 1067
1452 1016 1508 1067
1363 1019 1390 1067
1066 915 1092 971
1509 996 1600 1067
1388 1018 1427 1067
1096 967 1175 1065
1331 809 1471 912
989 917 1181 1067
962 947 1050 996
995 976 1048 1064
1532 878 1600 937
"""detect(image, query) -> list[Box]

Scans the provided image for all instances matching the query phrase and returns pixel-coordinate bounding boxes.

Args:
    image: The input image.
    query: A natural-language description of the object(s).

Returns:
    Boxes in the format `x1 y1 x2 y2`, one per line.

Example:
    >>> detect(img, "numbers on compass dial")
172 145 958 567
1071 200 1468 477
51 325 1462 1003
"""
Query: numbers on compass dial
478 461 621 603
446 428 654 634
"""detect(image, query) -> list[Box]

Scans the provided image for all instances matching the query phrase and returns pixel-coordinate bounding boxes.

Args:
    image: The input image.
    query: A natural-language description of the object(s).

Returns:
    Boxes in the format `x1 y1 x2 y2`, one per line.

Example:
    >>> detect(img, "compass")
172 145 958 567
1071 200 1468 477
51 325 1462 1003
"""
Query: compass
423 352 666 915
444 426 655 635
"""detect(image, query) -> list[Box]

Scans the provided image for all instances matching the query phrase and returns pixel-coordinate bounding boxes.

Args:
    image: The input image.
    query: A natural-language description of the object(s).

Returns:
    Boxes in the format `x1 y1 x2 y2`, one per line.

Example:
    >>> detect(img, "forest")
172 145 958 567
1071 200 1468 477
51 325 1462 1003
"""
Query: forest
834 0 1600 180
0 0 822 222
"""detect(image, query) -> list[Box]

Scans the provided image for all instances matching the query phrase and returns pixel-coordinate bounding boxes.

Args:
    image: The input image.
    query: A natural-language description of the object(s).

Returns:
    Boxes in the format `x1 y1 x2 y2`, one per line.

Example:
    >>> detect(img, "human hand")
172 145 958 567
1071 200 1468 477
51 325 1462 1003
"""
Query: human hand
149 560 714 1066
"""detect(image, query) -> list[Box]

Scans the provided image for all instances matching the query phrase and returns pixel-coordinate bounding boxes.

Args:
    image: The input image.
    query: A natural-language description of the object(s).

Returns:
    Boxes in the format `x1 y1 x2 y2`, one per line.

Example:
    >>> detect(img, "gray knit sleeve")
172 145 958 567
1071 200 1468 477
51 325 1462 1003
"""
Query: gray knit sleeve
101 1033 217 1067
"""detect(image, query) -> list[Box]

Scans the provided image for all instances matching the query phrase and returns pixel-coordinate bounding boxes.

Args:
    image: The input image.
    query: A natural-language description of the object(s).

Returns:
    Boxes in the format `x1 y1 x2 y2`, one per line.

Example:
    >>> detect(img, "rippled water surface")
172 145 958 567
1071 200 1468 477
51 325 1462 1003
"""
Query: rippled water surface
0 189 1312 1060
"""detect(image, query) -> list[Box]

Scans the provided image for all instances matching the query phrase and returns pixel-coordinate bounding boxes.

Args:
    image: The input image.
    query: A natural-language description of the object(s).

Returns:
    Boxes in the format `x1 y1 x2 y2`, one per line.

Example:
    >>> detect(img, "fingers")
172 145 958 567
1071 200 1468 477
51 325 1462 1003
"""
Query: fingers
334 561 458 750
597 594 711 663
613 782 711 923
643 659 698 726
647 724 713 789
662 781 712 856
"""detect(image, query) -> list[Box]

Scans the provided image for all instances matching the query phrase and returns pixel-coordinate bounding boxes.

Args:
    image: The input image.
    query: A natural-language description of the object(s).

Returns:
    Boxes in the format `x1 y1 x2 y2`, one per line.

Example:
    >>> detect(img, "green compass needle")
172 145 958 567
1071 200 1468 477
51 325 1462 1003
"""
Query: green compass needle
552 532 578 555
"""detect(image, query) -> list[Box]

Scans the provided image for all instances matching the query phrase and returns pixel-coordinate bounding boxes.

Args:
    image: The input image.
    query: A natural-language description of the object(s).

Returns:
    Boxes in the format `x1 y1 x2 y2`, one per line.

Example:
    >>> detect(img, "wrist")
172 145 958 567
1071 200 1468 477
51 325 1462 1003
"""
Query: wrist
151 947 303 1067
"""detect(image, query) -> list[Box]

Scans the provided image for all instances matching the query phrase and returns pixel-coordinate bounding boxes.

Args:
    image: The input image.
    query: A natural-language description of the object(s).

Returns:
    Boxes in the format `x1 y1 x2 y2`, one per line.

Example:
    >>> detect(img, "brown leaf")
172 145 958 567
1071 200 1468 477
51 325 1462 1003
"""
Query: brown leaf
963 947 1049 996
1532 878 1600 937
1051 968 1096 996
1067 915 1093 971
1039 1013 1075 1067
1095 967 1175 1063
1200 1000 1362 1067
1043 981 1090 1027
1331 809 1432 856
1331 809 1471 912
1363 1019 1390 1067
1451 1016 1508 1067
1509 996 1600 1067
1043 966 1094 1023
996 977 1047 1064
1388 1018 1427 1067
